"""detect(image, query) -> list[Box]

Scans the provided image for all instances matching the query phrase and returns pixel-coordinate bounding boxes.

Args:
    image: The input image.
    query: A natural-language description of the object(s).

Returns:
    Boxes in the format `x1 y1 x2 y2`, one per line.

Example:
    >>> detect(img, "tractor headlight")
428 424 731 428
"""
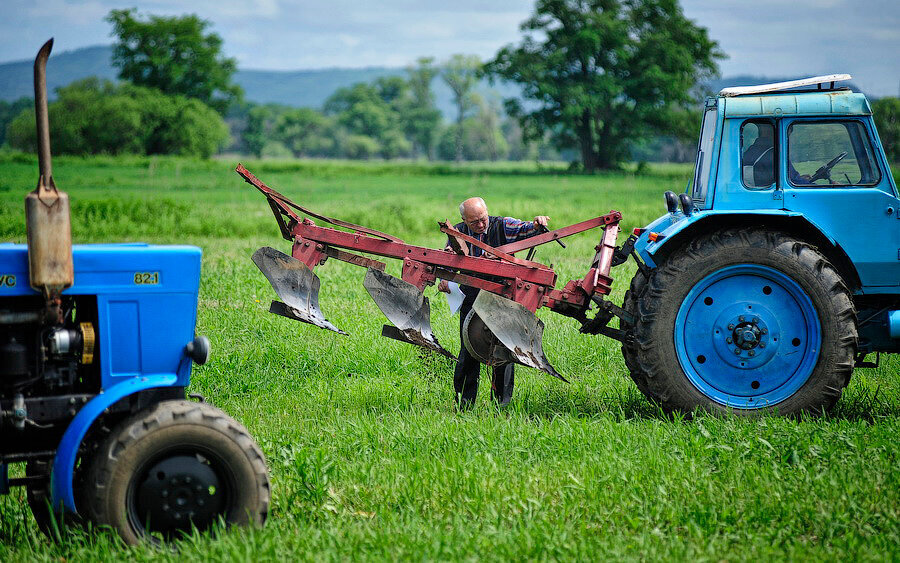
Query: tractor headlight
185 335 211 365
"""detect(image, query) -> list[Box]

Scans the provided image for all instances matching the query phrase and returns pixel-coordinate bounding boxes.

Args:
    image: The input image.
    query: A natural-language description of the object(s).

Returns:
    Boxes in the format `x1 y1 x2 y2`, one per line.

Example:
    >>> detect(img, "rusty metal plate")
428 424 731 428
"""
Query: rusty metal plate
251 246 347 335
363 268 453 358
472 290 566 382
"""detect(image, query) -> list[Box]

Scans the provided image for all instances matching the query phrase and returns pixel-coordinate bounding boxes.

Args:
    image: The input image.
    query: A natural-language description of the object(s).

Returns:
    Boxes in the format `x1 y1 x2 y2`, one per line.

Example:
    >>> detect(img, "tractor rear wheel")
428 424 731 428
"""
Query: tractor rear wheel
83 400 269 545
622 229 856 415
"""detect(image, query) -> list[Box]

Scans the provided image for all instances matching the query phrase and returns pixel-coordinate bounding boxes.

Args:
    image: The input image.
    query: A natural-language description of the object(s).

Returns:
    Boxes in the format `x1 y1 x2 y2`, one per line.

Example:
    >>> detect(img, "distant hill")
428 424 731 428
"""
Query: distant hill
0 45 519 118
0 44 868 114
0 45 118 102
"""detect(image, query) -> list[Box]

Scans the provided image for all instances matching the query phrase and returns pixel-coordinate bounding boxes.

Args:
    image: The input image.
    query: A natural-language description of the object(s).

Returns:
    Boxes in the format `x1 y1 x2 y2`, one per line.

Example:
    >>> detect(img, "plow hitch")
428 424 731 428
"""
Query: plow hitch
238 164 625 382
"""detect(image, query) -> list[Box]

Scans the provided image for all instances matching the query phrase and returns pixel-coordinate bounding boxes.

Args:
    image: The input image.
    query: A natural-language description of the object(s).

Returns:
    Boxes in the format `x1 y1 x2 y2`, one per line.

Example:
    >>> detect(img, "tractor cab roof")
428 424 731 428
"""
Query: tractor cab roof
714 75 871 118
718 74 852 97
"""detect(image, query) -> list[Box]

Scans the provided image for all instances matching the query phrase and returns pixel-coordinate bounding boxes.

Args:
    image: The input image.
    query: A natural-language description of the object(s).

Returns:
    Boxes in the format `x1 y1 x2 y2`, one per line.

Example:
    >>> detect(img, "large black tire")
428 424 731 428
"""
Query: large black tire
622 229 856 416
83 400 269 545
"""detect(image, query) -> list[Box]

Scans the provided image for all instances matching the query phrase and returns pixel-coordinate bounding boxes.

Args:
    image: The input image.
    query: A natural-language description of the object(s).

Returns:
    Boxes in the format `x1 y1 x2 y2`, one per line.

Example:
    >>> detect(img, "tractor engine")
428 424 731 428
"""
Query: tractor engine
0 296 97 399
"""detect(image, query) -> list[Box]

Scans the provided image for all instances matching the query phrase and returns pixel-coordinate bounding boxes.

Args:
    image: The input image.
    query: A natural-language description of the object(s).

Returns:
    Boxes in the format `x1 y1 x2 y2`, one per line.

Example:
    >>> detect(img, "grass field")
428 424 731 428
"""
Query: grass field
0 154 898 561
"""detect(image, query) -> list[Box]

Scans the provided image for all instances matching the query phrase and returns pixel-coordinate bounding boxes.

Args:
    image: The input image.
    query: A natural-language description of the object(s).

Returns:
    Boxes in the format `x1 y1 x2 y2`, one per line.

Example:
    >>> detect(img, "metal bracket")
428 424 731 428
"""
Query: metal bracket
854 352 880 369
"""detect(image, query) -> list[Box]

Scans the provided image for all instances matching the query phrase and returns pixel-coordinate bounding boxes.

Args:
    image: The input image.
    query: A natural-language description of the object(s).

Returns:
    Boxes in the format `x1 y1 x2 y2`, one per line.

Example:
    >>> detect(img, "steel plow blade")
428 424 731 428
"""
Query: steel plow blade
251 246 347 335
471 290 567 382
363 268 454 359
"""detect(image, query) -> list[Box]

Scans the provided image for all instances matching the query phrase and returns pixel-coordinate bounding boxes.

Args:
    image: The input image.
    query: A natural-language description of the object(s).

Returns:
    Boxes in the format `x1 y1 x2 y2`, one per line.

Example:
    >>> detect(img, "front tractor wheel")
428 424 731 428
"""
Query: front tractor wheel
84 400 269 545
622 229 856 416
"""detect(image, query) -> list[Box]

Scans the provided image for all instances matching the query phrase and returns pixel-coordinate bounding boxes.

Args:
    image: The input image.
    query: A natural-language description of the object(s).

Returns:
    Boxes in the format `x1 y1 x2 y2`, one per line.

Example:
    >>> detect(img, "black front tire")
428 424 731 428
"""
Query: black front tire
83 400 269 545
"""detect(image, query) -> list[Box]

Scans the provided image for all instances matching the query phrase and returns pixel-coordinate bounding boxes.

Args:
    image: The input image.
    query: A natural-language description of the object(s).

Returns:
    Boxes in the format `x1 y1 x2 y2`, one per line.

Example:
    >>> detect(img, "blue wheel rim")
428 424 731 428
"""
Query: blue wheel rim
674 264 821 409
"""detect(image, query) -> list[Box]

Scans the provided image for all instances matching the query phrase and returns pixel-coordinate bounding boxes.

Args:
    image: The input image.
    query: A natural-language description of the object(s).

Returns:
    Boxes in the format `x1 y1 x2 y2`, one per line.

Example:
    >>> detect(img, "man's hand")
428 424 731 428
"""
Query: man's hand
533 215 550 229
438 280 450 293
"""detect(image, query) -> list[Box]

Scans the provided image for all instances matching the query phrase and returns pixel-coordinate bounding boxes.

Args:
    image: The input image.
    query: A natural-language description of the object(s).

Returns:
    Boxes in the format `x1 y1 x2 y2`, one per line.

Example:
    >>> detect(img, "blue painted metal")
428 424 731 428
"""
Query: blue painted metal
0 243 202 387
633 209 810 269
890 311 900 339
674 265 821 409
723 91 871 118
50 374 178 514
0 242 203 508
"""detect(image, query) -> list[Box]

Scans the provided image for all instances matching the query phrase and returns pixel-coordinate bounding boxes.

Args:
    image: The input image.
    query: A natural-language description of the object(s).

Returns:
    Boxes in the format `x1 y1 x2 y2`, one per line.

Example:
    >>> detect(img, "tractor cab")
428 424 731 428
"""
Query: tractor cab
637 75 899 291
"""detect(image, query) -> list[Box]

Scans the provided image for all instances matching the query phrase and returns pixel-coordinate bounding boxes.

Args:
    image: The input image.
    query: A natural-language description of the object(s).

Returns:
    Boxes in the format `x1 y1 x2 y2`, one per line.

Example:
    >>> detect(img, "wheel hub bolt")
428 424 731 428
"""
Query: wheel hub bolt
728 324 735 330
748 350 755 357
761 328 768 335
759 343 766 349
726 337 733 344
739 316 745 322
752 317 760 323
734 349 742 355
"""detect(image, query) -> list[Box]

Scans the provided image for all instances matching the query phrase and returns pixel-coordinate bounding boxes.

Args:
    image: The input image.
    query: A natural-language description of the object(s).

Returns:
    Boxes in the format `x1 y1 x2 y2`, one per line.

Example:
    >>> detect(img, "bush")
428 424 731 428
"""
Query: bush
6 78 228 158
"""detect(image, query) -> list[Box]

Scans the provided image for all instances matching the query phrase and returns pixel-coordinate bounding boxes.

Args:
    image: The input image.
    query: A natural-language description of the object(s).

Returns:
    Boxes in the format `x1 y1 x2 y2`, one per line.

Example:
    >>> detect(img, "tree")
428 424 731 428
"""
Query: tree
486 0 723 171
872 97 899 163
324 82 410 159
107 8 242 114
275 108 339 158
442 55 482 162
0 98 32 147
404 58 442 158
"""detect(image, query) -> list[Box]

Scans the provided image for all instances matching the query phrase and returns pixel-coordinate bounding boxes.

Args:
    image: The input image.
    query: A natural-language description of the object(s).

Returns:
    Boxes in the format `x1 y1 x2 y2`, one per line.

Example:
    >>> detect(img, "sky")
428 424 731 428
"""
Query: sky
2 0 898 96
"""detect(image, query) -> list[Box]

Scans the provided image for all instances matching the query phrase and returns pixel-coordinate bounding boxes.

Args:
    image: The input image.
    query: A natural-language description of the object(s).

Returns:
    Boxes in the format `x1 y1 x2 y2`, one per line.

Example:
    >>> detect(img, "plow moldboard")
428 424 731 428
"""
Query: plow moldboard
472 290 566 381
363 268 454 358
251 246 347 335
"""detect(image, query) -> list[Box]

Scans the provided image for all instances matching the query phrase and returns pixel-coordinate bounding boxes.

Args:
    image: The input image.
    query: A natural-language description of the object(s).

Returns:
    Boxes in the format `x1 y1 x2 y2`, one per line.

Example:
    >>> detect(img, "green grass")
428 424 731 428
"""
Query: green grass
0 155 898 561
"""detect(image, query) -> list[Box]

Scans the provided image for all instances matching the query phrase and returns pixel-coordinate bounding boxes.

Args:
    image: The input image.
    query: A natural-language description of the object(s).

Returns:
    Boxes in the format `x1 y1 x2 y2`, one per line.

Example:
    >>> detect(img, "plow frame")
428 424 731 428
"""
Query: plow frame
236 164 624 322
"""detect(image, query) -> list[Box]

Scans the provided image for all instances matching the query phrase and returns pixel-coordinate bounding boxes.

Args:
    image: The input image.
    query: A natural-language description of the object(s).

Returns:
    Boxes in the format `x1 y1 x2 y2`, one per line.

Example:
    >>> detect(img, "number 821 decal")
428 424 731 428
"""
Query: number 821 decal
133 272 160 285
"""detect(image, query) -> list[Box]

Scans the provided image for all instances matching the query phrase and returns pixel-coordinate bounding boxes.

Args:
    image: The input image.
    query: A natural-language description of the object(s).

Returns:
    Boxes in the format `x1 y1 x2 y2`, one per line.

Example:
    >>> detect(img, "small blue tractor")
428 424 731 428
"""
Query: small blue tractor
0 40 269 544
623 74 899 415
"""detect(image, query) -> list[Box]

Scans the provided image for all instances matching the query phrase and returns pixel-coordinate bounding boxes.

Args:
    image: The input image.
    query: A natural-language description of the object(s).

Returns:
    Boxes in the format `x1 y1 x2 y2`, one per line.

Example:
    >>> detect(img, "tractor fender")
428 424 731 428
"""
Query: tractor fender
634 210 861 289
50 374 178 514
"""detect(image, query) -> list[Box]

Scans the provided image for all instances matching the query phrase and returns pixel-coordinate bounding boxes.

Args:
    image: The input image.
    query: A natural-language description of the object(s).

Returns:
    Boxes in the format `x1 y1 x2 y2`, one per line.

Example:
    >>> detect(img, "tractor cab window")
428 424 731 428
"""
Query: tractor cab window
692 107 718 203
787 121 882 187
741 121 776 189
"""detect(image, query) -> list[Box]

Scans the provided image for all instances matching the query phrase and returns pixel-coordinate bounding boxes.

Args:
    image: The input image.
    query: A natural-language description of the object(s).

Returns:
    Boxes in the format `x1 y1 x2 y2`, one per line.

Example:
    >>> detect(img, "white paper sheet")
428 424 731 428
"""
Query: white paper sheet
446 282 464 314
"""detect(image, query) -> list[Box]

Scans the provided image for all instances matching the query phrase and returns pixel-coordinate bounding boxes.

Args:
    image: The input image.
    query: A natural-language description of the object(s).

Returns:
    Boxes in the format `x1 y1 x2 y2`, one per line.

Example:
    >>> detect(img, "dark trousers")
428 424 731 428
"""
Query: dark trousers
454 292 514 409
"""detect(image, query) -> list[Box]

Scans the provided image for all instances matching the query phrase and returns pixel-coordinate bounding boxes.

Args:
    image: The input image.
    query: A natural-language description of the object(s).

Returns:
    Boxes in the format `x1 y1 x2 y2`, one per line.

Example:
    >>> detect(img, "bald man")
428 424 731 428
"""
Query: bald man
438 197 549 409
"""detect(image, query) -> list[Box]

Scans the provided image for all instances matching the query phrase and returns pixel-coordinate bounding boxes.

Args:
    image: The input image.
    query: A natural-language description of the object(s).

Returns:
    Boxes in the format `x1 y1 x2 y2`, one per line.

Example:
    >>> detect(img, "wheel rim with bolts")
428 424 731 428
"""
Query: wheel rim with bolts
674 264 821 408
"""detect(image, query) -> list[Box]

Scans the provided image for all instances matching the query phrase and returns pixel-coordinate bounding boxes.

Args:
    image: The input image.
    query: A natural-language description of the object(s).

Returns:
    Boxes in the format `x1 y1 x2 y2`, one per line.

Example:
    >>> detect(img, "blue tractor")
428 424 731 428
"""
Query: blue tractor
623 75 899 415
0 41 269 544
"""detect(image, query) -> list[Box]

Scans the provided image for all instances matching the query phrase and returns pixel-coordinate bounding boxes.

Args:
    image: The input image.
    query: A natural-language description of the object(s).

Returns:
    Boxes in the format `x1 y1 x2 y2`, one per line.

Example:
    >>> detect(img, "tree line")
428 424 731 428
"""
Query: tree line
2 2 897 168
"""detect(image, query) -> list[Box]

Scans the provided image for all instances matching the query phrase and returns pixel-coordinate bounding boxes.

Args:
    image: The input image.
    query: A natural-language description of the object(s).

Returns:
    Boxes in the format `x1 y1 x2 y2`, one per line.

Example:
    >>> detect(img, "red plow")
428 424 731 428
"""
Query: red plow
238 164 638 380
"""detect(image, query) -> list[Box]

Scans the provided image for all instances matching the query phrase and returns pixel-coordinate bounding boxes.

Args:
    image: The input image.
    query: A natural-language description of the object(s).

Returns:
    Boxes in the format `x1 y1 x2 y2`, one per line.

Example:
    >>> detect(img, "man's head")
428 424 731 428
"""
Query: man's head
459 197 489 234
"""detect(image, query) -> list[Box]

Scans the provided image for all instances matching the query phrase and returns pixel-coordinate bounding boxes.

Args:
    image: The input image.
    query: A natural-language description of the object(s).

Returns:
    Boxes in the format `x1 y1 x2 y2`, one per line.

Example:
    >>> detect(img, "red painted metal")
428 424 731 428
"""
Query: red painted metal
495 212 622 255
237 164 623 318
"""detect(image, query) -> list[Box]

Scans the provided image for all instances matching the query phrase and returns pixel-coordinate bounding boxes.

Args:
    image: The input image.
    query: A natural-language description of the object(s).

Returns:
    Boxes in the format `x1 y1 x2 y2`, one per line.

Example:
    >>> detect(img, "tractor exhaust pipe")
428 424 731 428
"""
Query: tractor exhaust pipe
25 38 73 319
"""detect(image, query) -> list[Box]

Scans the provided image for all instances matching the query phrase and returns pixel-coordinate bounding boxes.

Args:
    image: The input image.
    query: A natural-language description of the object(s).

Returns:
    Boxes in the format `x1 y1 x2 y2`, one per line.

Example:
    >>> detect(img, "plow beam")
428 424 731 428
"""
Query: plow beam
471 290 566 382
252 246 347 335
363 268 454 358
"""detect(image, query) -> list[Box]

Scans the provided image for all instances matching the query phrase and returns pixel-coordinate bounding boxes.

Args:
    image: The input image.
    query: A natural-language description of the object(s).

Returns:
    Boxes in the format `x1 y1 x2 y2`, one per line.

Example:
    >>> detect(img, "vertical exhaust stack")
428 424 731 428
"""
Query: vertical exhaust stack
25 38 73 320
